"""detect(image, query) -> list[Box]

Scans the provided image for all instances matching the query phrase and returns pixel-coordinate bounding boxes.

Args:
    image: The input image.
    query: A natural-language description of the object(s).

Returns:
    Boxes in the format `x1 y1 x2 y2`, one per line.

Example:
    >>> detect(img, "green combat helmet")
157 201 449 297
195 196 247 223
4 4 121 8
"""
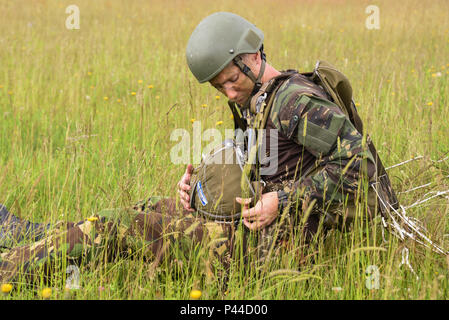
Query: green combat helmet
189 139 262 222
186 12 266 94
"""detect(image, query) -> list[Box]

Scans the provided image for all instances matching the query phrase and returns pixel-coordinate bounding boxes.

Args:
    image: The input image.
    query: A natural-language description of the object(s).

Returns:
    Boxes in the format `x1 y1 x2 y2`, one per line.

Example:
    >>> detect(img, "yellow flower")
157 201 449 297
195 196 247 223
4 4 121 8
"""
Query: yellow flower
155 95 160 99
355 103 361 107
138 80 143 84
103 97 108 101
216 121 224 126
190 289 202 299
147 84 154 89
1 284 12 294
387 79 391 83
7 91 13 95
230 114 234 119
117 99 121 103
201 104 208 108
427 101 433 106
87 72 92 76
131 92 136 96
90 85 95 89
87 216 98 222
215 95 220 100
391 92 395 96
41 288 52 299
0 85 3 89
190 118 196 123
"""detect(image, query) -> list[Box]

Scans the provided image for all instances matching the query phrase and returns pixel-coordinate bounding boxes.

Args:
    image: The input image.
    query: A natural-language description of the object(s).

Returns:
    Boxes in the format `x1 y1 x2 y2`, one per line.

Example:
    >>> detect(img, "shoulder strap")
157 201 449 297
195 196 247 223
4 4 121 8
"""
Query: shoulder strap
240 71 298 190
228 101 247 131
251 70 298 131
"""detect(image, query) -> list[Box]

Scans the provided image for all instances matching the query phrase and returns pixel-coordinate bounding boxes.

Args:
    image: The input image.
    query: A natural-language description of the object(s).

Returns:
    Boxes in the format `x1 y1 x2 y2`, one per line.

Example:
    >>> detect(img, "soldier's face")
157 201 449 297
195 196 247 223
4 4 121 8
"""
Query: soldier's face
209 61 255 106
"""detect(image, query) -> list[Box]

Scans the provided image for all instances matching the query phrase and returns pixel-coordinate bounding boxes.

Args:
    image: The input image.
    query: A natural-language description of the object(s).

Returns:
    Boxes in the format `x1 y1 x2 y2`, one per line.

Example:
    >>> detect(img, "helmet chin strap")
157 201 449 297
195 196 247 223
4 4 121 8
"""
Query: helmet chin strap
232 46 267 103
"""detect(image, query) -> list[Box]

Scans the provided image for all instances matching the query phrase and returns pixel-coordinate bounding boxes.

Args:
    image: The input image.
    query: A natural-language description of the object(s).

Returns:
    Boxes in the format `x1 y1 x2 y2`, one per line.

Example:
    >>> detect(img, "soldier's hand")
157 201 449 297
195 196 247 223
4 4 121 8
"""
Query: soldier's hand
236 192 279 231
177 164 195 213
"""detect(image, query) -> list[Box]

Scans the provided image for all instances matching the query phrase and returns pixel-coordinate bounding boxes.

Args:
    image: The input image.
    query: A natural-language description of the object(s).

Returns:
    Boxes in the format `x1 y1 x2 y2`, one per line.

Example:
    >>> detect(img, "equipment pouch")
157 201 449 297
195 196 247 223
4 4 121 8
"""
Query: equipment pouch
287 96 346 155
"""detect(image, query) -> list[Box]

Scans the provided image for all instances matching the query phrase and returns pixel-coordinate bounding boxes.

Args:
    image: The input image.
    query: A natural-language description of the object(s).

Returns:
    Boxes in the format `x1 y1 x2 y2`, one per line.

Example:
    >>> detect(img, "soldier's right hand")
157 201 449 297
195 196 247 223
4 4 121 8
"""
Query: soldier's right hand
177 164 195 212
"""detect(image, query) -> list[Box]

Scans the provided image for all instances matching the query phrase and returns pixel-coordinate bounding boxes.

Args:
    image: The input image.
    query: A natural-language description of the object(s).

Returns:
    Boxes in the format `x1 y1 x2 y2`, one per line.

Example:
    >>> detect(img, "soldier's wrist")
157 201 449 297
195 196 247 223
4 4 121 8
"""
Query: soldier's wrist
277 190 289 213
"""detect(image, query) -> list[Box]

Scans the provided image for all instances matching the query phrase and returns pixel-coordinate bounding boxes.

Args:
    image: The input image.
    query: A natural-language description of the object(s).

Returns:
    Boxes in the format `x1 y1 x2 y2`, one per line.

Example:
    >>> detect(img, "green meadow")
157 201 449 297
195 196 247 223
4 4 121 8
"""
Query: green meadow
0 0 448 299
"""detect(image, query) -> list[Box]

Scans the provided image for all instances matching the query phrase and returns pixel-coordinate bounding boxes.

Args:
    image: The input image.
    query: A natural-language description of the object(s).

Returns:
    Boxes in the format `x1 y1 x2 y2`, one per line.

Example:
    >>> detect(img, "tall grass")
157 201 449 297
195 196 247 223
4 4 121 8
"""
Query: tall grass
0 0 448 299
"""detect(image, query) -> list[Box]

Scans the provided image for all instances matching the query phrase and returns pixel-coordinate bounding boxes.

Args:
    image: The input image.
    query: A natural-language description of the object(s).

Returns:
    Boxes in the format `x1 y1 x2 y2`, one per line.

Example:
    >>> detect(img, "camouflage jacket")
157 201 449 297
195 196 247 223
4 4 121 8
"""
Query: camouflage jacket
256 72 376 212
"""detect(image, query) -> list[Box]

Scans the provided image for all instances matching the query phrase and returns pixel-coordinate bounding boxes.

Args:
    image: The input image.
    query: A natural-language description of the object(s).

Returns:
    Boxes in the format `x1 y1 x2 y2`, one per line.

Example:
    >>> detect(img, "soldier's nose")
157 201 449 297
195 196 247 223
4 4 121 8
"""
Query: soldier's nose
224 88 238 101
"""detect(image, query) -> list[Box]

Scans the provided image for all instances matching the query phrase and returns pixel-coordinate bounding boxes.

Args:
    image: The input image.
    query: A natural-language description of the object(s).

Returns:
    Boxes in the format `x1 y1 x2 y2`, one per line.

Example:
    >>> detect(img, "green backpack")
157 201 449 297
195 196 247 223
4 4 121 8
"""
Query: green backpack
304 60 399 215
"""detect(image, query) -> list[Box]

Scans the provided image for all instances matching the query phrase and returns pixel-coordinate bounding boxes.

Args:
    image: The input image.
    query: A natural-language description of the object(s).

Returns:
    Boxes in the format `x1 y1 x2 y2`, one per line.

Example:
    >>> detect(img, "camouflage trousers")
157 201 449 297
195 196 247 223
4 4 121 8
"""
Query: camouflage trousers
0 197 322 285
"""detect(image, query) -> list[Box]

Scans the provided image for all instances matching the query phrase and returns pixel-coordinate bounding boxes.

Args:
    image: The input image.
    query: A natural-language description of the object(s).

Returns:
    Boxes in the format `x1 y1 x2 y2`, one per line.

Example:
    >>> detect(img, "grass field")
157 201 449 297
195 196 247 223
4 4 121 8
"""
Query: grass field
0 0 448 300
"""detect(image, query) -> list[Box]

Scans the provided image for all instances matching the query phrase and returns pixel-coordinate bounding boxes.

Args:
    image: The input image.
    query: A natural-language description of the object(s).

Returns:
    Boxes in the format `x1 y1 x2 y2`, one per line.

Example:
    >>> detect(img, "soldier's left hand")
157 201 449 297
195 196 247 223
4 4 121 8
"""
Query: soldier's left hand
236 192 279 231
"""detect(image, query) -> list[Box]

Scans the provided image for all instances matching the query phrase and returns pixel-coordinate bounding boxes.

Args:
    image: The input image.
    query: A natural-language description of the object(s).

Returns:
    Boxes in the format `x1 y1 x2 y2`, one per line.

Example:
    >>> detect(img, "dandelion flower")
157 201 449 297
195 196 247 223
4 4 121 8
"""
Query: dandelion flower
427 101 433 106
216 121 224 126
355 103 361 107
190 289 202 299
87 72 92 76
138 80 143 84
391 92 395 96
215 95 220 100
87 216 98 222
117 99 121 103
131 92 136 96
147 84 154 89
201 104 208 108
190 118 196 123
230 114 234 119
103 97 109 101
1 284 12 294
41 288 52 299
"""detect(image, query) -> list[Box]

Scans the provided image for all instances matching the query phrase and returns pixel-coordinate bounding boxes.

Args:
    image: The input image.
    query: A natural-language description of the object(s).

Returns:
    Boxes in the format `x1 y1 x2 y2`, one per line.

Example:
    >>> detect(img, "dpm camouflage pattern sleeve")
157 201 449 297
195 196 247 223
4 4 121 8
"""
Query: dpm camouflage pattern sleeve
270 86 376 209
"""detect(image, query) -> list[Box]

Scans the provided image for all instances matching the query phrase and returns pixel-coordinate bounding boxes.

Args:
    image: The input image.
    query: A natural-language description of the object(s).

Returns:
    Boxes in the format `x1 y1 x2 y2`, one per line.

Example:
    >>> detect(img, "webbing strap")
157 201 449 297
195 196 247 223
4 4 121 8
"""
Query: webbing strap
241 71 298 190
233 48 267 96
227 101 247 131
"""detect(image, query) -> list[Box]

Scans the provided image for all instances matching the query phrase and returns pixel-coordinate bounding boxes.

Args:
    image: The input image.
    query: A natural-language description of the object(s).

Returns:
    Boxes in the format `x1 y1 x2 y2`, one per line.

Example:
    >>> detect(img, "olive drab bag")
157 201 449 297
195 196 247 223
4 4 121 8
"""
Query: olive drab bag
305 61 399 215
